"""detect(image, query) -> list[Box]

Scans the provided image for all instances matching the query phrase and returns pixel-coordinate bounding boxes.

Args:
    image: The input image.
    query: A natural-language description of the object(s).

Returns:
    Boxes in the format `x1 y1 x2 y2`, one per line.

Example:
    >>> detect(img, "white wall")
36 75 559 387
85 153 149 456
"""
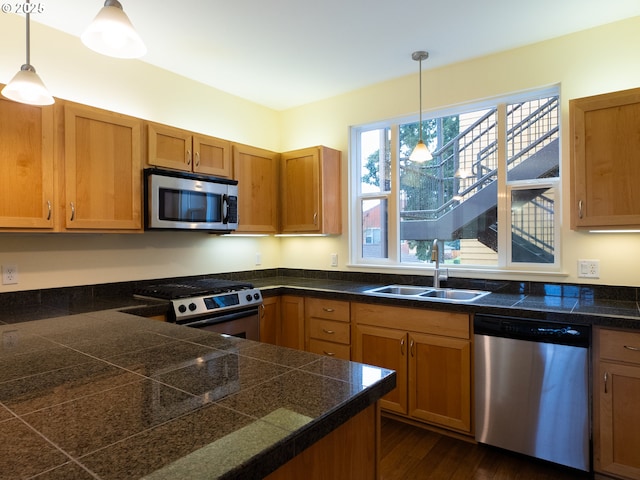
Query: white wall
280 16 640 287
1 14 640 291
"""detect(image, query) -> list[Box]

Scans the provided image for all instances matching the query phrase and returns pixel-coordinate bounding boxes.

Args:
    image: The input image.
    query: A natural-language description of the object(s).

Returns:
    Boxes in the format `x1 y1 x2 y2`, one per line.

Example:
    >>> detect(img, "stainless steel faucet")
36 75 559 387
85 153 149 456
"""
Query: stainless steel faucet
431 239 440 288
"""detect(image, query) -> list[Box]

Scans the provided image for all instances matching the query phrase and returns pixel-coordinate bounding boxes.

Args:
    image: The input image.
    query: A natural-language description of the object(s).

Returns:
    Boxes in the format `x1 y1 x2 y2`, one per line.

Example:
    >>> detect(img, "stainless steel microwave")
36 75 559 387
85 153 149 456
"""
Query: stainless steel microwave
144 168 238 232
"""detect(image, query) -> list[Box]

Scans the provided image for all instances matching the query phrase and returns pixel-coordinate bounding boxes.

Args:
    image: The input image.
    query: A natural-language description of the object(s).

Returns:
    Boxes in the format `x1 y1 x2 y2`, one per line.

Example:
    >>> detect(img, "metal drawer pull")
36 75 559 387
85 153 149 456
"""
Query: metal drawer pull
323 351 336 356
322 328 335 334
46 200 52 220
578 200 583 219
604 371 608 394
400 338 405 355
410 339 415 357
69 202 75 221
624 345 640 352
322 307 335 313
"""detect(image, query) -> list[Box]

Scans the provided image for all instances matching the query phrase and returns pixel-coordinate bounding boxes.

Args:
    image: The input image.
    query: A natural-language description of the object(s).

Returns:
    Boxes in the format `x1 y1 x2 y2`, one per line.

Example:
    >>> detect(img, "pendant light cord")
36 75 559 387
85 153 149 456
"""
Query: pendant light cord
418 56 423 142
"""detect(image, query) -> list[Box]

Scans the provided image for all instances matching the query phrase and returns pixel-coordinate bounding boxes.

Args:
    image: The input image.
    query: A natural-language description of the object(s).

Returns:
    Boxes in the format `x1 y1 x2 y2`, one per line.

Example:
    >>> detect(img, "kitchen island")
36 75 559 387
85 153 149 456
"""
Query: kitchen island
0 310 395 479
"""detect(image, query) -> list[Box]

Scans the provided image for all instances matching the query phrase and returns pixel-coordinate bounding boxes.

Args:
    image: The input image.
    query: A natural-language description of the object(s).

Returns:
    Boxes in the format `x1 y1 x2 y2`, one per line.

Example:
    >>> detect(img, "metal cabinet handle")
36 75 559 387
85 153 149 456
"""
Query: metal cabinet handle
46 200 52 221
578 200 583 219
69 202 75 221
400 338 405 355
410 339 415 357
604 371 609 394
195 151 200 167
186 150 192 166
322 328 335 335
323 351 336 357
624 345 640 352
322 307 335 313
260 304 265 319
313 212 318 225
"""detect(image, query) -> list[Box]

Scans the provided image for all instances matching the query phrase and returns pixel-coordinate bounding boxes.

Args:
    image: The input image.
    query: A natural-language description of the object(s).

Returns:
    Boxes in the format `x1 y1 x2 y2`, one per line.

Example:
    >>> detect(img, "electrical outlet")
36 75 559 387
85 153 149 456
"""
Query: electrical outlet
1 264 18 285
255 252 262 266
330 253 338 267
578 259 599 278
2 330 18 349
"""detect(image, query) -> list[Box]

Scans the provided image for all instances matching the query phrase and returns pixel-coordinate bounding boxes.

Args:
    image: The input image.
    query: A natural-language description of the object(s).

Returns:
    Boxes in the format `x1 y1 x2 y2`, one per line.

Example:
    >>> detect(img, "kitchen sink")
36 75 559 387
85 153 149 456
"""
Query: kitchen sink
364 285 490 303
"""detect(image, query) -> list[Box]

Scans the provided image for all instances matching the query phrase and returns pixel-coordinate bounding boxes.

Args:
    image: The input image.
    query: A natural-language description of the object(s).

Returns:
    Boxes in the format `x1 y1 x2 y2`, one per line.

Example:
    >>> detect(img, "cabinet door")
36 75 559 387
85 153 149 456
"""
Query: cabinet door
570 88 640 229
64 104 142 231
409 332 471 432
596 361 640 479
354 325 407 415
260 296 279 345
0 97 54 229
232 144 279 233
281 147 320 233
193 134 231 178
147 123 192 171
279 295 305 350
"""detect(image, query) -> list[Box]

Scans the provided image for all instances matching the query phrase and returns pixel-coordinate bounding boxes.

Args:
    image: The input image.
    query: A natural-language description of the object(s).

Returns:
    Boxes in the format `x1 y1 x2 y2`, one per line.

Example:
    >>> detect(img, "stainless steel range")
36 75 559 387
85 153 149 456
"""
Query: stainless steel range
135 279 263 340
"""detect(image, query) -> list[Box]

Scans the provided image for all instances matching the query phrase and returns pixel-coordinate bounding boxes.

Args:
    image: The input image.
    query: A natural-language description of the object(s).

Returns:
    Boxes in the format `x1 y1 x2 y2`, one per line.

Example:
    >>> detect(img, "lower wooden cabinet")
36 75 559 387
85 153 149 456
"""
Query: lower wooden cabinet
278 295 305 350
305 297 351 360
353 303 472 434
594 327 640 479
260 296 279 345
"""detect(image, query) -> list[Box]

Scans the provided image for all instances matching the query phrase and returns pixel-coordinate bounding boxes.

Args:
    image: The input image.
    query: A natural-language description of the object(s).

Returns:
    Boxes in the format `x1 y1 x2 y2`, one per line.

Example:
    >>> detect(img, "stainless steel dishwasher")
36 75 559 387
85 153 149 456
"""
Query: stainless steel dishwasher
474 314 591 472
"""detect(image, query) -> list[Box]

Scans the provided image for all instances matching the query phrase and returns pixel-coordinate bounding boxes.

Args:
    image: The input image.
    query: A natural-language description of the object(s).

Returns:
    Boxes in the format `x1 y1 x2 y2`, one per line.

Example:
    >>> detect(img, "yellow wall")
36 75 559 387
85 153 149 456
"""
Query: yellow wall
1 14 640 291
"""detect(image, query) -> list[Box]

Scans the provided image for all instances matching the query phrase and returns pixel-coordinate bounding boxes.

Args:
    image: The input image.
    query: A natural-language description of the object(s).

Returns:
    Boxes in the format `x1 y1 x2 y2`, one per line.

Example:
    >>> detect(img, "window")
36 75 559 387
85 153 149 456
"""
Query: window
351 88 560 271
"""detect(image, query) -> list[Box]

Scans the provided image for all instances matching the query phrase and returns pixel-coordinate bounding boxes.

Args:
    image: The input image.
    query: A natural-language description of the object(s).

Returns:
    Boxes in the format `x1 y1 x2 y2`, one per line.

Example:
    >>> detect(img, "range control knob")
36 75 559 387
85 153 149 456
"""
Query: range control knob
178 304 187 313
246 294 253 301
188 303 197 311
253 293 261 300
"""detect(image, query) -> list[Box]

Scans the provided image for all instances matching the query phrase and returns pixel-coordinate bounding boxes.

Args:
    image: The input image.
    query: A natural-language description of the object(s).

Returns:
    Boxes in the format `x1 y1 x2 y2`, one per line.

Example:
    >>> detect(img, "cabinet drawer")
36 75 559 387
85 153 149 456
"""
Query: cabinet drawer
599 328 640 365
309 318 350 344
308 339 350 360
305 298 350 322
353 303 469 339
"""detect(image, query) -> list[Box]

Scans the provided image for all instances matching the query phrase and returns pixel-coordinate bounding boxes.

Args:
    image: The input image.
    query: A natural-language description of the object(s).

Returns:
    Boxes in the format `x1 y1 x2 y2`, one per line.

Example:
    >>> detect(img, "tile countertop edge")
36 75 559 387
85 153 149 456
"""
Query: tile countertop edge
253 280 640 330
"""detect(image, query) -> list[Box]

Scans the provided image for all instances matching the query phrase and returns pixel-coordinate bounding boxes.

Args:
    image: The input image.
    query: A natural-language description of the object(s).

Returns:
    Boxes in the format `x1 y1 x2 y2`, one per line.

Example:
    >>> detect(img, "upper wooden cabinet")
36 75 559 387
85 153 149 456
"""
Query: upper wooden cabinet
570 88 640 229
0 95 55 230
280 146 341 234
147 122 231 178
232 143 280 234
63 103 142 231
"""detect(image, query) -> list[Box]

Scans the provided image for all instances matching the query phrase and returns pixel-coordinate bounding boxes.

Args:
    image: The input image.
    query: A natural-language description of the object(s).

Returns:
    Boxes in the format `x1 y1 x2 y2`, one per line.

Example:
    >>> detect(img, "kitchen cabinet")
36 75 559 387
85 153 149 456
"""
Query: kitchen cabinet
280 146 341 234
594 327 640 480
353 303 471 434
305 297 351 360
260 296 279 345
0 94 55 230
278 295 305 350
232 143 280 233
570 88 640 229
63 102 142 231
147 122 231 178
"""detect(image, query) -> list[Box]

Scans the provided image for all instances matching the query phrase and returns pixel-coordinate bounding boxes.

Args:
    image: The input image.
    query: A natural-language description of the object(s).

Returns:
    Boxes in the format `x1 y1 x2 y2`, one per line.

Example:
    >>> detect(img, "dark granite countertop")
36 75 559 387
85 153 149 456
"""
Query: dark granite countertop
0 312 395 479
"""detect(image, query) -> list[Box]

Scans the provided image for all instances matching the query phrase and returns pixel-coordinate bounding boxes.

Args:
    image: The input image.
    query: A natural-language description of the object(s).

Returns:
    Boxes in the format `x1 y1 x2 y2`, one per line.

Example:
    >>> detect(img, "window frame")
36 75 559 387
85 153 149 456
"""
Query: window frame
349 86 562 274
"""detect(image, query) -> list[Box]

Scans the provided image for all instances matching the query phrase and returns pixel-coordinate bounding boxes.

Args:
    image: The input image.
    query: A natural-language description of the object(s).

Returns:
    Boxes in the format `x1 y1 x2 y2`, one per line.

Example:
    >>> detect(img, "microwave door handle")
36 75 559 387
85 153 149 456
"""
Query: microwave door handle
222 194 229 224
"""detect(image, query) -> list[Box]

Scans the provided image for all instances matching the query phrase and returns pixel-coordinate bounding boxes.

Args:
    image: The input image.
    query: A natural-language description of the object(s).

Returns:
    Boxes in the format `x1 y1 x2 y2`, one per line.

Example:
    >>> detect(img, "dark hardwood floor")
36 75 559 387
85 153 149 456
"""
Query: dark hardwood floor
380 417 593 480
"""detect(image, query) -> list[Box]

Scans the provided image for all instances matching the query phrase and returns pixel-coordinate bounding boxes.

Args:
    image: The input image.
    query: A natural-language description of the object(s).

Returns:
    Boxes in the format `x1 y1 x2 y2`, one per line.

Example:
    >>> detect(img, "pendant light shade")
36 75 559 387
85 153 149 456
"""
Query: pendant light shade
1 2 54 106
409 50 432 162
81 0 146 59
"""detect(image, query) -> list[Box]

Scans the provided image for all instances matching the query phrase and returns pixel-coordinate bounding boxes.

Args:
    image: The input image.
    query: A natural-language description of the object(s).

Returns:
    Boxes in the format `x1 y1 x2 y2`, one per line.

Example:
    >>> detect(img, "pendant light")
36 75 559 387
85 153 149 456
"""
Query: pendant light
1 1 54 106
81 0 146 59
409 51 432 162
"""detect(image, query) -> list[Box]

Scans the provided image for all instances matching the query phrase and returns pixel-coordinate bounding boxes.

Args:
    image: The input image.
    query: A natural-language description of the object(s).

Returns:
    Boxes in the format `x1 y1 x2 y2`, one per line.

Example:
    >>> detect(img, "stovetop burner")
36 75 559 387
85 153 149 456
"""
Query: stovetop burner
135 279 254 300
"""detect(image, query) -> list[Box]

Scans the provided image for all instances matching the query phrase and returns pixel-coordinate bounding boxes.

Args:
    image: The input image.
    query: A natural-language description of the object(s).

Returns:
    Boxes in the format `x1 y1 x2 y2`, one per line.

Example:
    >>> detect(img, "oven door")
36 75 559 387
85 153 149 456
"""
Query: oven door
180 307 260 341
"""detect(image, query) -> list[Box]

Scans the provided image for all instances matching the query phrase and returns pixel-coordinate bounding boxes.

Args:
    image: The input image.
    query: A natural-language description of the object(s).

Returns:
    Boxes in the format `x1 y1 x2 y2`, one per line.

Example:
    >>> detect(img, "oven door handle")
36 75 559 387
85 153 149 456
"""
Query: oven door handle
180 307 260 328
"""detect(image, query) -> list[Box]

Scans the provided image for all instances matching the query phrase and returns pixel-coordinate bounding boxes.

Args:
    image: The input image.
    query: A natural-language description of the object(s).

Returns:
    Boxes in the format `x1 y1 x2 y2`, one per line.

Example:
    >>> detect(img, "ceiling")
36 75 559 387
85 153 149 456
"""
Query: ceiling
32 0 640 110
